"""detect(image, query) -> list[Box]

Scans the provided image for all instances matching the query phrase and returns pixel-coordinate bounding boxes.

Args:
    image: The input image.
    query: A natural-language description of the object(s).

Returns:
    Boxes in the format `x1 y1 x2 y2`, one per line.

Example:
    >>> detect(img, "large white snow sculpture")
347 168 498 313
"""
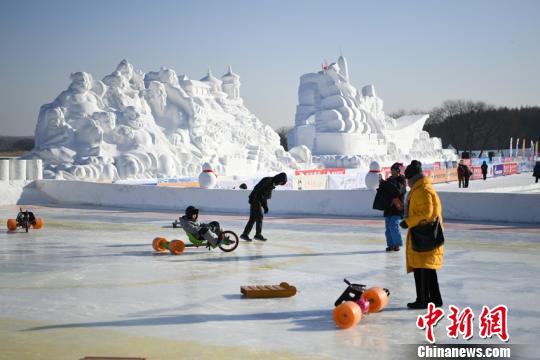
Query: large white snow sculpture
288 56 457 167
27 60 296 180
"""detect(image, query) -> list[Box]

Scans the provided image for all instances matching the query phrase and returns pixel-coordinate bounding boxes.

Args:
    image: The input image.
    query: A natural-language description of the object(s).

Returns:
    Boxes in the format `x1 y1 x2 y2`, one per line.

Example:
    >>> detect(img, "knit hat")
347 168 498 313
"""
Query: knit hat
390 162 403 172
273 172 288 185
185 205 199 217
404 160 423 179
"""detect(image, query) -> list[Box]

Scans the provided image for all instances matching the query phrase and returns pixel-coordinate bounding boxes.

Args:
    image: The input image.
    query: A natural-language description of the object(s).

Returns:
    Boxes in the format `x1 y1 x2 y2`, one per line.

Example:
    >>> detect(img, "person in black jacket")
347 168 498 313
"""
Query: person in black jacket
534 161 540 183
463 164 472 188
481 161 488 180
383 163 406 251
240 172 287 241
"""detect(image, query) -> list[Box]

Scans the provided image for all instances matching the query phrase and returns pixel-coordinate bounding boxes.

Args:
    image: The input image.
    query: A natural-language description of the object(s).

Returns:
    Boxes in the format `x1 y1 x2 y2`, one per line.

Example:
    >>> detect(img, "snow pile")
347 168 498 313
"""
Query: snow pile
26 61 297 181
288 56 457 168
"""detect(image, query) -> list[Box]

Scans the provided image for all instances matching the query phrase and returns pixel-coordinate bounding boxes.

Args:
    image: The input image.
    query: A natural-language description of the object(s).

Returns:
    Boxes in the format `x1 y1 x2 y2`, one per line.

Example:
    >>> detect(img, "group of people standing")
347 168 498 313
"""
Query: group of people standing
377 160 444 309
242 163 445 310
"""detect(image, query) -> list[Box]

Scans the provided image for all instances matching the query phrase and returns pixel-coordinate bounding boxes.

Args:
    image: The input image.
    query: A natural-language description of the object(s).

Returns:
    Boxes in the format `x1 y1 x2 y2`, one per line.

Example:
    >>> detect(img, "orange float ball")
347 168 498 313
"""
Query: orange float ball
361 287 389 313
169 240 186 255
7 219 17 232
333 301 362 329
152 237 168 252
32 218 44 229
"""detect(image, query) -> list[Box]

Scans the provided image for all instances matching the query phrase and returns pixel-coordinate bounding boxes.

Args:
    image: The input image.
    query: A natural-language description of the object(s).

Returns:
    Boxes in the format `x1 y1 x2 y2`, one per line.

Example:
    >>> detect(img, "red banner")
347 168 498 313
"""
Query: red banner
295 168 345 176
471 166 483 180
431 168 449 184
503 163 518 175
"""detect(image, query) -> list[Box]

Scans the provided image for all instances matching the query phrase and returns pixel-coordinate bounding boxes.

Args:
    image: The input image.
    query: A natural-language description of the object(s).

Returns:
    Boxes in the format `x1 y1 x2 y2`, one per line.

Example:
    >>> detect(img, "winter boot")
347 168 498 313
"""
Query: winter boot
408 269 428 309
240 233 252 242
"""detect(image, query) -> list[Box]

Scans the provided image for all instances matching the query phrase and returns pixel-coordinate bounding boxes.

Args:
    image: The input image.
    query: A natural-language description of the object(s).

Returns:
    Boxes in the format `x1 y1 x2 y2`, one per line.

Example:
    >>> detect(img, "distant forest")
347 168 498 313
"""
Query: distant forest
0 136 34 154
421 100 540 156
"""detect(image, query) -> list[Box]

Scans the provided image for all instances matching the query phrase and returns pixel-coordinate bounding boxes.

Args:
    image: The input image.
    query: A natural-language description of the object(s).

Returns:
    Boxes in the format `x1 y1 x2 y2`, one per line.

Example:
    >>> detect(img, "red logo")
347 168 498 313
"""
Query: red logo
479 305 509 342
417 304 509 343
416 303 445 343
446 305 474 340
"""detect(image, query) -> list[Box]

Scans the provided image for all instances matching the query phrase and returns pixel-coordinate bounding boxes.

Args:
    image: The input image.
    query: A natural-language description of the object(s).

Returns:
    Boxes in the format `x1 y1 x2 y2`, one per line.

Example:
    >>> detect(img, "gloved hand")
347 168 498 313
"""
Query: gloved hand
263 206 269 214
399 220 408 229
199 226 209 235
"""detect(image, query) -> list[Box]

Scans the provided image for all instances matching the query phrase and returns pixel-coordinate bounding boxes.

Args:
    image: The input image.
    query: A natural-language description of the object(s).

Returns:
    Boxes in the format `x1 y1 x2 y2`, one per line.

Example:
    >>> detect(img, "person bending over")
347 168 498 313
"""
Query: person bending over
240 172 287 241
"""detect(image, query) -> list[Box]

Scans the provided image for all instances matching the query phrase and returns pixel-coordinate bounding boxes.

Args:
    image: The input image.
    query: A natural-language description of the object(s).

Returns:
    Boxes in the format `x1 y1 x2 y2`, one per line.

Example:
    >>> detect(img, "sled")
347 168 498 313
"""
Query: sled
240 282 297 298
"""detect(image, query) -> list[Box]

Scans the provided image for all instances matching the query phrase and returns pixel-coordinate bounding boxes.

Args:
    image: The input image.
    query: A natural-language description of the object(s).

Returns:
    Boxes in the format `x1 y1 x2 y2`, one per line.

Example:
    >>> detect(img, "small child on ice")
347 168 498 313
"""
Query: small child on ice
179 206 221 248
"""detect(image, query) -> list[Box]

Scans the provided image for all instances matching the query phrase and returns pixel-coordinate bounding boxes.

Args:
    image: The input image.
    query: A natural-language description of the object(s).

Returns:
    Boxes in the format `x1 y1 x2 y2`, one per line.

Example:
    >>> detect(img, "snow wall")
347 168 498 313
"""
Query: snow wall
5 180 536 224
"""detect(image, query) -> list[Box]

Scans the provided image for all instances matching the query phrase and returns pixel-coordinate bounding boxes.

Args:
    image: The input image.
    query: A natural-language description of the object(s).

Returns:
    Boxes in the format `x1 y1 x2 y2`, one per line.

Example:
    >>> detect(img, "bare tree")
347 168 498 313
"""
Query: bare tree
428 100 493 124
275 126 292 151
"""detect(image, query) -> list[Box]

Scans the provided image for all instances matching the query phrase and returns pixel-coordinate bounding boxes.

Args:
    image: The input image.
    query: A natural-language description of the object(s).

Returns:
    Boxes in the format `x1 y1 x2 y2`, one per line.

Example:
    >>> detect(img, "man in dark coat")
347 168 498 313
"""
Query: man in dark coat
534 161 540 183
382 163 406 251
457 163 465 188
481 161 488 180
240 172 287 241
463 164 472 188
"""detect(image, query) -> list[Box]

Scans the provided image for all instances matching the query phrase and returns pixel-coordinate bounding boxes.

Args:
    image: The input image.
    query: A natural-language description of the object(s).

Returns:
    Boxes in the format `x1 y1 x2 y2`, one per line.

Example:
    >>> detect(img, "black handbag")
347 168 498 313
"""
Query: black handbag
410 217 445 252
372 181 395 211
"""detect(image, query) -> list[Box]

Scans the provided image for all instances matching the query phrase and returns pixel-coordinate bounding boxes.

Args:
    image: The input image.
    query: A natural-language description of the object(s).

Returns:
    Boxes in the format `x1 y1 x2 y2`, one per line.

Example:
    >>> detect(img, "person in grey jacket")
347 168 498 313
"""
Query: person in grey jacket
179 206 220 248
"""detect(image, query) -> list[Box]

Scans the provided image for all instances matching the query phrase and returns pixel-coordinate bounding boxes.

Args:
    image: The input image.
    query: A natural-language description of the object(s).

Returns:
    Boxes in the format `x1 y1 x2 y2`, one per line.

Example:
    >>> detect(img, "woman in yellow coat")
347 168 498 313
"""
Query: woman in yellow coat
400 160 444 309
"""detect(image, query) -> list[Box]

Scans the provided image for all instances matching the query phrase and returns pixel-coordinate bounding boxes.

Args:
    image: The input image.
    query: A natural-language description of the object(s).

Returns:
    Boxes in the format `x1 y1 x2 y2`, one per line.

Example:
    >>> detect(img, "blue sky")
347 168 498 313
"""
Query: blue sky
0 0 539 135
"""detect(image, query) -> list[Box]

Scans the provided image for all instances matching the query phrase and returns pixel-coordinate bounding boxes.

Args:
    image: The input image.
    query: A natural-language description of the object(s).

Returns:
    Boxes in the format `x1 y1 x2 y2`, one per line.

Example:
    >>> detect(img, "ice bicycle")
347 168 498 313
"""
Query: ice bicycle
153 221 239 255
6 208 44 232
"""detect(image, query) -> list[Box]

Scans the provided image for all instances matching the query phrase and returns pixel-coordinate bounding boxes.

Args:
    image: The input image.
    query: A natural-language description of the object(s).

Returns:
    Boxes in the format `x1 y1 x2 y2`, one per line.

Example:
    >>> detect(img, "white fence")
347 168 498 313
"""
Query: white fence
29 180 540 224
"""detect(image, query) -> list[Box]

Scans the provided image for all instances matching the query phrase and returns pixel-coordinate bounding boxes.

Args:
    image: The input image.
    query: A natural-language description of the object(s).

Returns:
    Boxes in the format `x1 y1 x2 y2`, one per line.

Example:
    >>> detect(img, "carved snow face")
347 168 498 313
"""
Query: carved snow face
146 82 167 109
69 72 92 93
103 71 127 89
45 108 65 128
159 69 178 86
93 112 116 132
116 60 133 79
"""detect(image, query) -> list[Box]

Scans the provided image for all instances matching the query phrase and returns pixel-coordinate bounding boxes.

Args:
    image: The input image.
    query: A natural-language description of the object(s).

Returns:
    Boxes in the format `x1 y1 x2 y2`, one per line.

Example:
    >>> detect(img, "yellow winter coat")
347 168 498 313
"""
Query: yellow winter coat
405 176 444 273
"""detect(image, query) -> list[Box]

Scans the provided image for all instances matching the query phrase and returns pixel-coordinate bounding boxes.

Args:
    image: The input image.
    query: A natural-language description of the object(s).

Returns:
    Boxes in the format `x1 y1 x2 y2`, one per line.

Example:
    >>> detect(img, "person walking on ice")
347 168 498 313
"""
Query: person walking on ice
481 161 488 180
240 172 288 241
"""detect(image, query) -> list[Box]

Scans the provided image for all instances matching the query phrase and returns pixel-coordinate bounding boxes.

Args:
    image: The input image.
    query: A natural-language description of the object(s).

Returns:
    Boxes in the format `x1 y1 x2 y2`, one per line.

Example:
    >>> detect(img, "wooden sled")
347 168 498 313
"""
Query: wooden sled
240 282 297 298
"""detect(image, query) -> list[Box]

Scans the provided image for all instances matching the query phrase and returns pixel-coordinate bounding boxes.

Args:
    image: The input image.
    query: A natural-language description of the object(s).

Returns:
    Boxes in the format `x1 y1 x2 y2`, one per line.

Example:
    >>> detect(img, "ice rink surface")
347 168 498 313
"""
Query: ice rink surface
433 172 540 193
1 204 539 359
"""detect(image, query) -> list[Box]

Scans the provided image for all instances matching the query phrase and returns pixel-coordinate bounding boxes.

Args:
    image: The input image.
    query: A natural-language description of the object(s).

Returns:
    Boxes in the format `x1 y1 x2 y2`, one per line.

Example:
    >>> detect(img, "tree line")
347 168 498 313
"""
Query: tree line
422 100 540 156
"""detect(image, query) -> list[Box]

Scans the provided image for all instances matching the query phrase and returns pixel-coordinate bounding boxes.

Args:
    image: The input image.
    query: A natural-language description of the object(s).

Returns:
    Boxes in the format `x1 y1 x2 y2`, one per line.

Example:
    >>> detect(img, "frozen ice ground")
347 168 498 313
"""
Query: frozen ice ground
433 172 540 193
0 204 539 359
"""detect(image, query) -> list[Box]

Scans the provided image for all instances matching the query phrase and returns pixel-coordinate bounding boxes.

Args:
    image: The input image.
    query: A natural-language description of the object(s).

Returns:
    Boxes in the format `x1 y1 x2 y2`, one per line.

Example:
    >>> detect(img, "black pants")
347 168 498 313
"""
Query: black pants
242 202 264 236
536 177 539 183
413 268 442 306
458 178 463 188
482 173 487 180
464 177 470 188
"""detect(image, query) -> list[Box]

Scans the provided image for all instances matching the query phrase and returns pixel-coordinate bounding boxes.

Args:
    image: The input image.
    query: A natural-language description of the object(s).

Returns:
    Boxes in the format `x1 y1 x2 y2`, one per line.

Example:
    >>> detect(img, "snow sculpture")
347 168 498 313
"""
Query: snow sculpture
288 145 312 166
288 56 457 167
198 162 217 189
26 60 296 180
365 161 382 190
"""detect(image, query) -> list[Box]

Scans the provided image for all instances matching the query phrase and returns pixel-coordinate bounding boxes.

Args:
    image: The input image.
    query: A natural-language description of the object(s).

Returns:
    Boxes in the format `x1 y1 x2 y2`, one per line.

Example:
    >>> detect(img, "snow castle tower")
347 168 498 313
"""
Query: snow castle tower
288 55 457 168
221 66 241 100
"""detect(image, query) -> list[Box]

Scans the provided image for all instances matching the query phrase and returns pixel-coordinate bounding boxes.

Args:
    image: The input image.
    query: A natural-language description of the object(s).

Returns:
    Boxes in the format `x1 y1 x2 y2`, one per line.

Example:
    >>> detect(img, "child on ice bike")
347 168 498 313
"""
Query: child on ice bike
179 206 221 248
